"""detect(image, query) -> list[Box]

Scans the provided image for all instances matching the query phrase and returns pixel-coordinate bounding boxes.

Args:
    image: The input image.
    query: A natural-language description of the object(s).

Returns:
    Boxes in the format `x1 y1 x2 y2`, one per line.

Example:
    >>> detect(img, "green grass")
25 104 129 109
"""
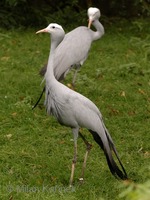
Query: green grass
0 19 150 200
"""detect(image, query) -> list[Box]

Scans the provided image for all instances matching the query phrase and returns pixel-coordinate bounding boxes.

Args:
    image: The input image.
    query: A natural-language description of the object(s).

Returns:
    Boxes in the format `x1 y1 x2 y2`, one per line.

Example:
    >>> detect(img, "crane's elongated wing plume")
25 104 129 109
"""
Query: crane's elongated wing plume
32 86 45 110
89 129 128 180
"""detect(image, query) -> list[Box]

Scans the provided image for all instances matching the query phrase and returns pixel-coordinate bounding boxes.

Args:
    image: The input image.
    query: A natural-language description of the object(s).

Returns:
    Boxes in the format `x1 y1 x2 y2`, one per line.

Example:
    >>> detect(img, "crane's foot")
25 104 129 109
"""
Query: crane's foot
78 132 92 184
69 184 73 188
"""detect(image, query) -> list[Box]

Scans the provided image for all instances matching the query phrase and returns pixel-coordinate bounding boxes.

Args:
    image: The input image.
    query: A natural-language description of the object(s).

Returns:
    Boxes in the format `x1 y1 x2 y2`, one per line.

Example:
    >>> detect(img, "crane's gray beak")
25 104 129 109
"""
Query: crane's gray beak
88 19 92 29
36 28 48 34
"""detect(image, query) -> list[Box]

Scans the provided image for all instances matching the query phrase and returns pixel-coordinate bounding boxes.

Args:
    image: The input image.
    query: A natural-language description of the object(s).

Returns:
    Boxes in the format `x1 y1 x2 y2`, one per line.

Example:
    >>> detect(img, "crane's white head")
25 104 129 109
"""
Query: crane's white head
36 23 65 43
87 7 101 28
36 23 63 34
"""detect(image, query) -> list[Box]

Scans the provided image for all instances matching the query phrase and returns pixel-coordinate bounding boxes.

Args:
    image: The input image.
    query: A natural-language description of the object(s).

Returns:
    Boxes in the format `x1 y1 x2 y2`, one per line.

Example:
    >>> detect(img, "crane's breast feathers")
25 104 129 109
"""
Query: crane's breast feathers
45 85 102 128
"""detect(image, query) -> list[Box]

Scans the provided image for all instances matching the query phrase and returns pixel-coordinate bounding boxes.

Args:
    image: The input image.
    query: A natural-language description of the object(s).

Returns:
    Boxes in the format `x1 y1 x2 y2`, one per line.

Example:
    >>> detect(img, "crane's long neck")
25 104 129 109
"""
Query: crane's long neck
45 51 55 82
45 36 61 83
45 31 66 83
92 19 104 41
50 37 59 53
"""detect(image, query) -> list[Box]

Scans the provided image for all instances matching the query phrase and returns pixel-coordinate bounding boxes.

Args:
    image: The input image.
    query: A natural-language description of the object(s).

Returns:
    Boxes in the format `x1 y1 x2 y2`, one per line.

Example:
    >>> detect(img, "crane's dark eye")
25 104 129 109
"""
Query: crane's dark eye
52 26 55 29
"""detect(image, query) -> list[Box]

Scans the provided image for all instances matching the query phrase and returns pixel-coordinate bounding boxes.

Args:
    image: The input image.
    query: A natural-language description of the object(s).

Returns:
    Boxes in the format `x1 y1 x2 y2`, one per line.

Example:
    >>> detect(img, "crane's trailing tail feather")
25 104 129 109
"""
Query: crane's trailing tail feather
89 129 128 180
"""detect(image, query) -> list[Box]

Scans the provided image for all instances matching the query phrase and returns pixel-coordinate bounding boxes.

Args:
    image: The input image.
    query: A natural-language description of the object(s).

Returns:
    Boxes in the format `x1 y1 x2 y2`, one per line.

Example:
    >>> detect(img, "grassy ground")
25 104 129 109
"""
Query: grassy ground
0 19 150 200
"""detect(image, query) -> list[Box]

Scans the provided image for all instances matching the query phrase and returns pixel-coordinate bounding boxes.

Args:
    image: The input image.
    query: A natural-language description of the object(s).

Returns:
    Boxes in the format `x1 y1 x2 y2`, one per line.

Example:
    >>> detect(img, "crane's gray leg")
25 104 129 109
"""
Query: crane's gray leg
72 65 81 88
69 128 79 187
79 132 92 183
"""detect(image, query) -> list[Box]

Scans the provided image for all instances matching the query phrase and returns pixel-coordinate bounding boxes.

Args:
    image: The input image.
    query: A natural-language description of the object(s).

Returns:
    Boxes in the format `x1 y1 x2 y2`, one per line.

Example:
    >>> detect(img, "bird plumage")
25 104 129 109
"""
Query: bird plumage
39 7 104 81
53 26 94 81
39 22 128 181
33 7 104 109
45 79 127 179
33 7 104 110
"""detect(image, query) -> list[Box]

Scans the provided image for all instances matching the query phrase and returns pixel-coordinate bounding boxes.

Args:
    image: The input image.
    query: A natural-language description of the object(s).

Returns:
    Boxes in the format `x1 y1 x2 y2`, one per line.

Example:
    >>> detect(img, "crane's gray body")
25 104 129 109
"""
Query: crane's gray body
53 26 94 81
45 40 127 179
46 76 102 131
41 15 104 81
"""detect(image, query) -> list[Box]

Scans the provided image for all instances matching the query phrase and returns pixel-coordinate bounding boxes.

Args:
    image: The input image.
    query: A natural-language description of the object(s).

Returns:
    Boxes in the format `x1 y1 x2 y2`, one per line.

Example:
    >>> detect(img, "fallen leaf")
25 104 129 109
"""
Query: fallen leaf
11 112 17 117
108 106 120 116
6 134 12 139
67 83 75 90
9 168 14 174
128 111 136 116
1 56 10 61
59 140 65 144
120 91 126 97
51 176 57 182
138 88 146 95
144 151 150 158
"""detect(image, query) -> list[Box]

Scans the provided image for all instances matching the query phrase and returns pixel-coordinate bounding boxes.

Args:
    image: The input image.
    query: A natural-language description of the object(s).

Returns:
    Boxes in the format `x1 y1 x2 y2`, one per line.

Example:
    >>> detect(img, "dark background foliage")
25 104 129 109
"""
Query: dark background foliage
0 0 150 28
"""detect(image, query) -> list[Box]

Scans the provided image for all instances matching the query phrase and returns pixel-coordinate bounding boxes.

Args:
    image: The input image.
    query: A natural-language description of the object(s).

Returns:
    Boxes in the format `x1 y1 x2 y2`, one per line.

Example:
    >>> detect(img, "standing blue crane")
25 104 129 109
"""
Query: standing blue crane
32 7 104 109
39 7 104 84
35 23 128 186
